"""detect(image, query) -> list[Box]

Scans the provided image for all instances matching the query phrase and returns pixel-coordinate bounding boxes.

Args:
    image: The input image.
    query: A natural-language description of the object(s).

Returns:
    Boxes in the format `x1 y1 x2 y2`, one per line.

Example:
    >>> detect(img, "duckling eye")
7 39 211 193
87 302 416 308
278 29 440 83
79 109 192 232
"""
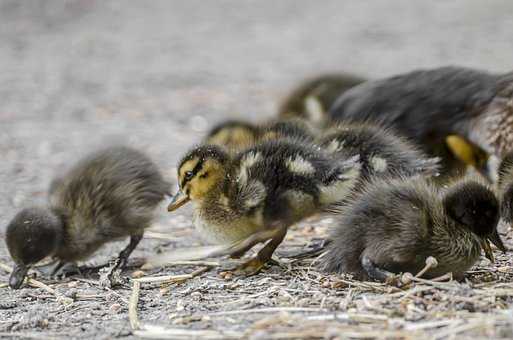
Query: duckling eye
184 171 194 180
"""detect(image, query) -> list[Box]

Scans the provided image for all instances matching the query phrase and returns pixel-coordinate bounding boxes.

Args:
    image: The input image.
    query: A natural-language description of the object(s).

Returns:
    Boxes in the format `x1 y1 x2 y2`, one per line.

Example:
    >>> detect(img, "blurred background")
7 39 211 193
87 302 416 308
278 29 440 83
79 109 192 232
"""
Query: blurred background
1 0 513 228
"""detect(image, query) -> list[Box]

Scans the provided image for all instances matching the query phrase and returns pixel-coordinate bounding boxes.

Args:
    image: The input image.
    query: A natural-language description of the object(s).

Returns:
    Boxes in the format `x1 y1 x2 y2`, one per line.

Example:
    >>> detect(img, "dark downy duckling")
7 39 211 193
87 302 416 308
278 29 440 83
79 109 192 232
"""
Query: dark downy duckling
322 176 506 281
320 122 440 183
279 73 366 124
328 66 513 180
165 141 361 274
5 146 171 289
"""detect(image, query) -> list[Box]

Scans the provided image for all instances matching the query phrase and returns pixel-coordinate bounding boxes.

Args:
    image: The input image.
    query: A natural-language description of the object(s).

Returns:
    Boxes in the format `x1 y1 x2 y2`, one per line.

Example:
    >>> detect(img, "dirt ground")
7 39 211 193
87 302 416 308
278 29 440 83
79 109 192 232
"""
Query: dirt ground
2 1 513 339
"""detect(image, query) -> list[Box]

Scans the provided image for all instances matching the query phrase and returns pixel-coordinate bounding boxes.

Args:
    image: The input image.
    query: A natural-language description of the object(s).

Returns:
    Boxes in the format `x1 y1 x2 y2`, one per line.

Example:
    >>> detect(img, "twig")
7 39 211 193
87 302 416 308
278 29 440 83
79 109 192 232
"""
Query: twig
432 320 486 339
206 307 323 317
129 281 141 330
0 332 61 340
134 324 241 340
145 231 180 241
146 260 220 267
134 267 209 283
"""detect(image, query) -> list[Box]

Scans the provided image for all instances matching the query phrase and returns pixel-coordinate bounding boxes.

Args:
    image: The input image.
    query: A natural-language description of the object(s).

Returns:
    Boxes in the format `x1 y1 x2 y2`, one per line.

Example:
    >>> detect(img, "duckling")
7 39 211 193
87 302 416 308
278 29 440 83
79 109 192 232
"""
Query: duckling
204 118 316 153
322 176 506 281
328 66 513 181
259 118 317 144
204 120 260 152
5 146 171 289
279 73 365 124
497 150 513 224
320 122 440 183
166 141 361 274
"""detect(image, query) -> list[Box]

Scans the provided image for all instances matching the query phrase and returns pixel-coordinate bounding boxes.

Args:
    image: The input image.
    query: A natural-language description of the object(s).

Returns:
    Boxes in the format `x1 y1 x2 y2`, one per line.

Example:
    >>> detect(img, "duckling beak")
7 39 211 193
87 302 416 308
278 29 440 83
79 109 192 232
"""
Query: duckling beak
488 229 507 253
167 190 190 212
481 239 495 263
9 264 28 289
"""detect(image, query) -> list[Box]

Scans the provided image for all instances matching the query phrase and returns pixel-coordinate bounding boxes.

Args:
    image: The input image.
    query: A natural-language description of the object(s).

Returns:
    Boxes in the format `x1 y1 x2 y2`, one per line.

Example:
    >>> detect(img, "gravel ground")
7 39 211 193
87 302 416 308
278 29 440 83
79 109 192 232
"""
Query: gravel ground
2 1 513 339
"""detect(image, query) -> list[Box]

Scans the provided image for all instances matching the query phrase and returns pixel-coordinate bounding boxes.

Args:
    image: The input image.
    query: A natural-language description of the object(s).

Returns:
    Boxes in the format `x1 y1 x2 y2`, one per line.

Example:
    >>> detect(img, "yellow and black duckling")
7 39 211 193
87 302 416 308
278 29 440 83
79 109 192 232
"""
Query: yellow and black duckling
322 176 506 281
320 122 440 183
279 73 366 124
328 66 513 181
204 118 316 153
497 150 513 224
166 141 361 274
5 146 171 289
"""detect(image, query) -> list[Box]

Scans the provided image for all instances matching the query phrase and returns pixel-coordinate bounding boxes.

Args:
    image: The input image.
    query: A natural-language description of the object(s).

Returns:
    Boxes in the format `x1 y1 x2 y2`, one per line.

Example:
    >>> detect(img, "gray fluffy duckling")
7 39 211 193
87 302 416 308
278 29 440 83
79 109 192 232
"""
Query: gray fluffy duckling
279 73 365 124
322 176 506 281
166 140 361 275
5 146 171 289
329 66 513 180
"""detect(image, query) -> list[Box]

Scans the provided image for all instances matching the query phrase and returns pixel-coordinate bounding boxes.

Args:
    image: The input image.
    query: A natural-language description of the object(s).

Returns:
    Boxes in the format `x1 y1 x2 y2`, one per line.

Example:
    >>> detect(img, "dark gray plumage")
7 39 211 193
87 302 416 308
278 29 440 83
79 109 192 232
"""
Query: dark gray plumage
320 122 440 183
322 176 505 281
5 146 171 289
328 66 513 179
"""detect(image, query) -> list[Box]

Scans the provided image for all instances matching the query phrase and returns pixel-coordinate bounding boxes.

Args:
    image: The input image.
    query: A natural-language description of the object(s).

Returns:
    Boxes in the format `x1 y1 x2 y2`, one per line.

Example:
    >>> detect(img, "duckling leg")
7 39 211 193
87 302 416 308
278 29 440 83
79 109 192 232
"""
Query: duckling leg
105 234 143 286
361 255 397 283
226 229 283 259
234 227 287 276
47 261 82 278
113 234 143 271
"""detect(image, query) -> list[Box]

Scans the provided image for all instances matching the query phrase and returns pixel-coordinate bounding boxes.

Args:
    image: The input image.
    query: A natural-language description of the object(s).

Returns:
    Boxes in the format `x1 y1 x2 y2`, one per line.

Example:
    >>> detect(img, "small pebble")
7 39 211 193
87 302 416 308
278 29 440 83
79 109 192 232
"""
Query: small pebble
219 271 233 280
109 303 122 314
67 281 78 288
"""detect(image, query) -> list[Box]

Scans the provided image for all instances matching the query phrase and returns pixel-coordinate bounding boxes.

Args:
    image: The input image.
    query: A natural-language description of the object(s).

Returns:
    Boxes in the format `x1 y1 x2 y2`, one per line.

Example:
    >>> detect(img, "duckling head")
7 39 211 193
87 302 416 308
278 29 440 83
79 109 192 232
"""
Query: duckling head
5 207 63 289
443 181 506 262
168 145 230 211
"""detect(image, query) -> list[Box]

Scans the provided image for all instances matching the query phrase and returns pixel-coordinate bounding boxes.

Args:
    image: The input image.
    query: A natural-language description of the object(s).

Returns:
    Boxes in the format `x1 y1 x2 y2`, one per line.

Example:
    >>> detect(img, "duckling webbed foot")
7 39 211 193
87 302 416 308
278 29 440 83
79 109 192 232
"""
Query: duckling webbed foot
361 255 399 284
231 227 287 276
47 261 82 279
233 257 268 276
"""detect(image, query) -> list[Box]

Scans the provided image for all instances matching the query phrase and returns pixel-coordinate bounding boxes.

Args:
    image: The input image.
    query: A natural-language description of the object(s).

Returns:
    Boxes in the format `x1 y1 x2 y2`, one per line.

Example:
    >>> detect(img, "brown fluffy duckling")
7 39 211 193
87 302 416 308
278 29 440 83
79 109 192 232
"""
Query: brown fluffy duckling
328 66 513 180
322 176 506 281
279 73 365 124
204 120 260 152
166 141 361 274
5 146 171 289
497 150 513 223
204 118 316 153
